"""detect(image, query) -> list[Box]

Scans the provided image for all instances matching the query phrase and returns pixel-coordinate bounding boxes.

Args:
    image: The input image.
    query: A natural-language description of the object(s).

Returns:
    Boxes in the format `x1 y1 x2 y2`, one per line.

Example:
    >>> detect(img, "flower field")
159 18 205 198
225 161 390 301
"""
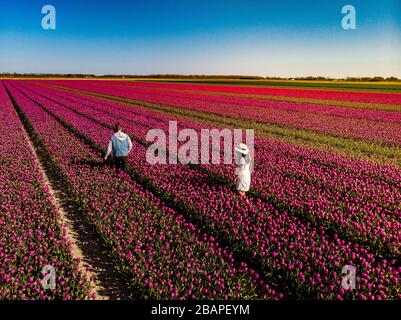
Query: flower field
34 80 401 146
1 78 401 300
0 82 93 299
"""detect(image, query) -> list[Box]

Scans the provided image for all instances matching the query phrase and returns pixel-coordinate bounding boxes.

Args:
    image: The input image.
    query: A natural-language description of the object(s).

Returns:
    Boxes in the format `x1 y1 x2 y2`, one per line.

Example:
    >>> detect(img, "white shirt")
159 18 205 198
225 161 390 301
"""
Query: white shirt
236 156 251 178
105 131 133 158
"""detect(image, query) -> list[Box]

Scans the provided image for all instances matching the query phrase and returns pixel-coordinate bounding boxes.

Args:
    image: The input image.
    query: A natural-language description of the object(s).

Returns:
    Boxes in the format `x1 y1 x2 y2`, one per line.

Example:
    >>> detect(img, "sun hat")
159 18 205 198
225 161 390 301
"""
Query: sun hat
234 143 249 155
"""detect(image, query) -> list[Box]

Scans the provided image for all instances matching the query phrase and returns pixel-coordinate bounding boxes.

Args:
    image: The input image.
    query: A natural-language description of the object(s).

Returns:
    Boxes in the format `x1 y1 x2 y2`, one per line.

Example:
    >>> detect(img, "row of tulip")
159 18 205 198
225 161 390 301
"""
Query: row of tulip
62 79 401 113
8 81 401 299
55 80 401 123
0 82 93 300
35 80 401 146
83 79 401 105
4 81 276 300
17 81 401 259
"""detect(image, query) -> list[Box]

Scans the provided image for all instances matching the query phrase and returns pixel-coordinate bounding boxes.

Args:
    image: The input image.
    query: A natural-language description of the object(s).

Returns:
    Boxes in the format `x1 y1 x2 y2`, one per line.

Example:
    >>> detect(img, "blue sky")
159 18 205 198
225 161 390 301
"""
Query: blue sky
0 0 400 77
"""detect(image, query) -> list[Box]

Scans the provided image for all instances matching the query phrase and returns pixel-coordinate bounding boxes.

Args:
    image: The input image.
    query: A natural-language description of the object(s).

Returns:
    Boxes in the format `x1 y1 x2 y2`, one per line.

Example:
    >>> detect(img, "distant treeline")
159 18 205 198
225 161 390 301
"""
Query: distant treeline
1 73 400 82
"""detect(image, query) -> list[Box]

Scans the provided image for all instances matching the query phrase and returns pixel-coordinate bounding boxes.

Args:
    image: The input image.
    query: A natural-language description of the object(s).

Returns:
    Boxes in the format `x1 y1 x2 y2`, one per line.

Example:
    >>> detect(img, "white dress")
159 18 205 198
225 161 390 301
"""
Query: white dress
236 157 251 192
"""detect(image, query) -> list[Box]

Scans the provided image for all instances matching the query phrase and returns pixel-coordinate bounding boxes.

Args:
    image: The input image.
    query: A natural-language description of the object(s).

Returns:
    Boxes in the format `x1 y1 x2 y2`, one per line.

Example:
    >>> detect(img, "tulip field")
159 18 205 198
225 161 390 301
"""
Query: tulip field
1 78 401 300
0 82 93 299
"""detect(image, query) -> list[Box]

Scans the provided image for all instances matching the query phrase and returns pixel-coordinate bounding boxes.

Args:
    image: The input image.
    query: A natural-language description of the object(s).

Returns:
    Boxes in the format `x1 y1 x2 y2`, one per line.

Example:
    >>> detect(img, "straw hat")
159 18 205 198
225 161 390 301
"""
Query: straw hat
234 143 249 155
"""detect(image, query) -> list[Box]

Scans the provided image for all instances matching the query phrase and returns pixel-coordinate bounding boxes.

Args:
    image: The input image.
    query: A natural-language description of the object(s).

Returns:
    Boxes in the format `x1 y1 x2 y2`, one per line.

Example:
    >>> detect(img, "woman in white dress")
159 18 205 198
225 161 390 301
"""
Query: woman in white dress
234 143 251 197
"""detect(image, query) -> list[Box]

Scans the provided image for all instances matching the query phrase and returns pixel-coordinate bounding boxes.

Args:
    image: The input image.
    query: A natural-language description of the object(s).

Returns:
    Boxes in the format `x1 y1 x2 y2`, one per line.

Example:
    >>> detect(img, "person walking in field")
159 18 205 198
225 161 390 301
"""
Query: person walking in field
104 123 133 173
234 143 251 197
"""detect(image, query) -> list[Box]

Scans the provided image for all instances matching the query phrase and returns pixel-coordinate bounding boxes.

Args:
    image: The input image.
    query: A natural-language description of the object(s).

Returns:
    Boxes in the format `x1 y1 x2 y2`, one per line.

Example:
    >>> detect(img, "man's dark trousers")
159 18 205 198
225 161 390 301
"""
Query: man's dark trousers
114 156 128 173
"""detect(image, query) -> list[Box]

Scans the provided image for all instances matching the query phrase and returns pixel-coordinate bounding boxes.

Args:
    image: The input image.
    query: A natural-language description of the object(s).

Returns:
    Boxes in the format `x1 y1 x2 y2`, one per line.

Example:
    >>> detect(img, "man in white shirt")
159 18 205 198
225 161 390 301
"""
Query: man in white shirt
104 123 133 172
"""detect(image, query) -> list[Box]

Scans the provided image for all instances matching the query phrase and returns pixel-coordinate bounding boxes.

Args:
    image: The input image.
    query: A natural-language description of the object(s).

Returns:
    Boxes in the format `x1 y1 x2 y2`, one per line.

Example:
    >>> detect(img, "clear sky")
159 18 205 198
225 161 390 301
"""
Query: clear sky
0 0 400 77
